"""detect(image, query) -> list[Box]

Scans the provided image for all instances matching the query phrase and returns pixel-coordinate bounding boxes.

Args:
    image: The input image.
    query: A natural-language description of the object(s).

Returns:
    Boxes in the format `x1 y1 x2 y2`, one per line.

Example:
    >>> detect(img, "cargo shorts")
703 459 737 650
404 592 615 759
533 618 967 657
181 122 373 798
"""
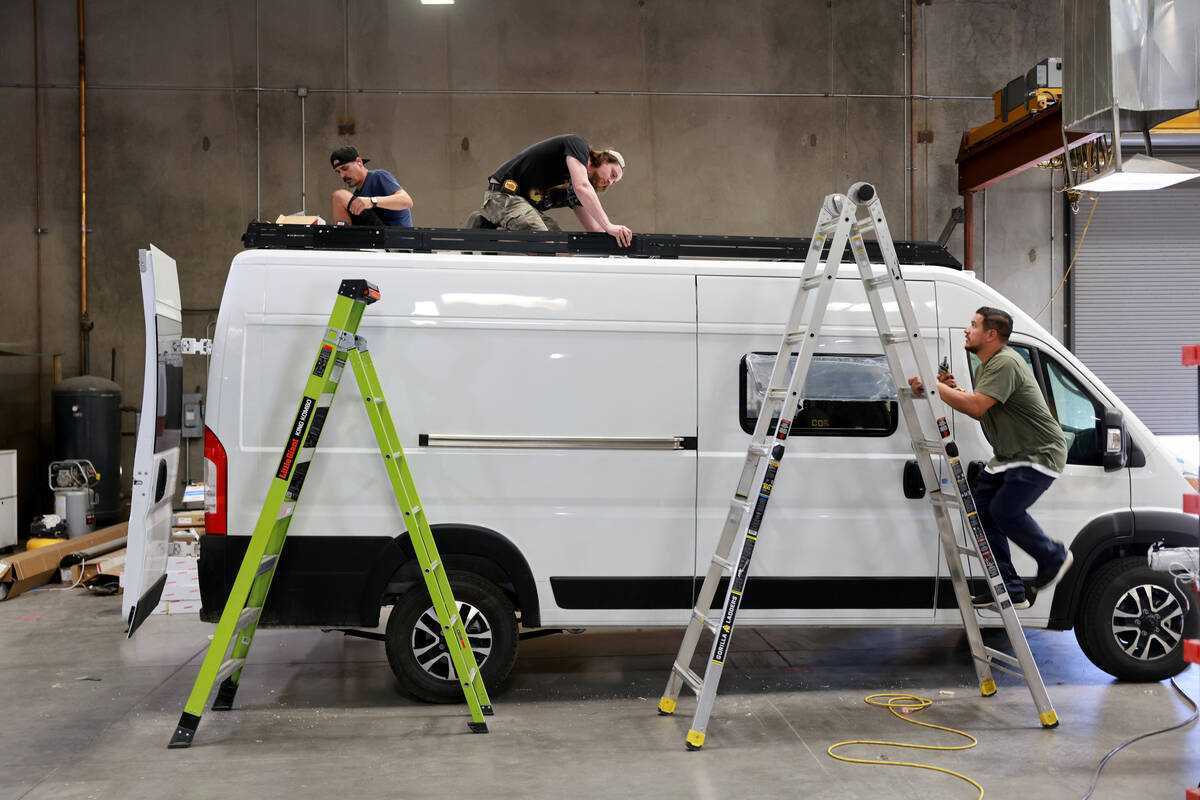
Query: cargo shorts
480 190 562 232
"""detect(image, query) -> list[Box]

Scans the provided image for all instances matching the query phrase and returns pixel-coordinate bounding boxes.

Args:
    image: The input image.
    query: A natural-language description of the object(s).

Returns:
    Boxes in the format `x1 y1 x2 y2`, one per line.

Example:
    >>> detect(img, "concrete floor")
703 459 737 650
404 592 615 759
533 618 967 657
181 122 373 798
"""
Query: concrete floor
1 586 1196 800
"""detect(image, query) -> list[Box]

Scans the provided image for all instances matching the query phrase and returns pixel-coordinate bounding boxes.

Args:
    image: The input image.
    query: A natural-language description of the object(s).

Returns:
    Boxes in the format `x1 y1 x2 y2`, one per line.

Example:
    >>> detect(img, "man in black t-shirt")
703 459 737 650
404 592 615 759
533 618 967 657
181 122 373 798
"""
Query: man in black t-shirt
476 134 632 247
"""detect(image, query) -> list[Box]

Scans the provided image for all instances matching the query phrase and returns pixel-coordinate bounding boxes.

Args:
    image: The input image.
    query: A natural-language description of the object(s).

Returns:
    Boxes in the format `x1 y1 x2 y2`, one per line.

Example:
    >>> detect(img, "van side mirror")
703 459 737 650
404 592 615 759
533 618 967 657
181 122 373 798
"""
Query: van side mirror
1102 407 1127 472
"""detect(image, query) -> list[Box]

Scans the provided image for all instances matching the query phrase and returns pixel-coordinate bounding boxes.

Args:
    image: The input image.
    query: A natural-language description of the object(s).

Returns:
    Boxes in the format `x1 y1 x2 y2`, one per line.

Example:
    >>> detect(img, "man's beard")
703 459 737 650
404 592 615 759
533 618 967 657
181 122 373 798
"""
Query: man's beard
964 342 979 354
588 173 608 193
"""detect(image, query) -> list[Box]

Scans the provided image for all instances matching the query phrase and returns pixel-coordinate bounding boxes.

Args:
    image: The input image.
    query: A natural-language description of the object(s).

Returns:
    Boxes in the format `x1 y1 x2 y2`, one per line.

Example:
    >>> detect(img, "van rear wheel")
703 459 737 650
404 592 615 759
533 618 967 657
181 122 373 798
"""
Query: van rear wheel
385 571 518 703
1075 556 1194 681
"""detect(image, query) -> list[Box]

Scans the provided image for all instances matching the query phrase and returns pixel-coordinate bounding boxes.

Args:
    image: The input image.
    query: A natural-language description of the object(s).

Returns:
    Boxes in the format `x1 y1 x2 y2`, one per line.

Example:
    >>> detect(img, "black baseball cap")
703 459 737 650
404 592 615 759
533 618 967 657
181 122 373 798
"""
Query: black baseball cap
331 145 370 168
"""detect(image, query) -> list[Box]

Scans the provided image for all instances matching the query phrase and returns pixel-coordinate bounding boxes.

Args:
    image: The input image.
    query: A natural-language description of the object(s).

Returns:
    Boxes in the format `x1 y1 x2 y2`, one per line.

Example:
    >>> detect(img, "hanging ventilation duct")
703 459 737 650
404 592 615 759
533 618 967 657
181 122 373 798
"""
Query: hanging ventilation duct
1063 0 1200 133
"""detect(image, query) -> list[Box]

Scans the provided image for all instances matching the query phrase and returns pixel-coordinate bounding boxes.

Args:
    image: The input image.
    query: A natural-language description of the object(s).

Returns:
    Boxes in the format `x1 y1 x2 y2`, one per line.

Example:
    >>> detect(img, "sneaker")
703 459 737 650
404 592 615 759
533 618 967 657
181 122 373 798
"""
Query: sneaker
971 590 1030 611
1030 549 1074 592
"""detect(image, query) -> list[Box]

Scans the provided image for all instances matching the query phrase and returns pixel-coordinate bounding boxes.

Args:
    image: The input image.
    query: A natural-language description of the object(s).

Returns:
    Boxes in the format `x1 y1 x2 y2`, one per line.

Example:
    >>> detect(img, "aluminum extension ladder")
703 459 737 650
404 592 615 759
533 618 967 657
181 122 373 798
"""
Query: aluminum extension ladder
657 183 1058 750
168 279 492 748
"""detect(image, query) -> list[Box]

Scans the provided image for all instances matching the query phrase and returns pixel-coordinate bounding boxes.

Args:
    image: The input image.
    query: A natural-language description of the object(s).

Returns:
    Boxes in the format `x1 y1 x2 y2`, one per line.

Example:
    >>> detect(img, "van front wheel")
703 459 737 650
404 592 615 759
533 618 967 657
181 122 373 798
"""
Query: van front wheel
385 571 518 703
1075 556 1194 681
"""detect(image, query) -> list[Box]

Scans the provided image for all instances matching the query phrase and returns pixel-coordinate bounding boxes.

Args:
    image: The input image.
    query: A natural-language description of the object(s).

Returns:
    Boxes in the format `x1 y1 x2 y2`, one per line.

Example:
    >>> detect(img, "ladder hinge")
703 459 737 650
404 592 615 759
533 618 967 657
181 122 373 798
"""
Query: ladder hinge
173 338 212 355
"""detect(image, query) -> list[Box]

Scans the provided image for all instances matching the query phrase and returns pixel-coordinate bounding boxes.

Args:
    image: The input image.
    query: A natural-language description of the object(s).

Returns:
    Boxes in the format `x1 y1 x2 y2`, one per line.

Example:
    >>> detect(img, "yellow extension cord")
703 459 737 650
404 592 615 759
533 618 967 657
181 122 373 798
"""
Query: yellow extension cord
827 693 984 799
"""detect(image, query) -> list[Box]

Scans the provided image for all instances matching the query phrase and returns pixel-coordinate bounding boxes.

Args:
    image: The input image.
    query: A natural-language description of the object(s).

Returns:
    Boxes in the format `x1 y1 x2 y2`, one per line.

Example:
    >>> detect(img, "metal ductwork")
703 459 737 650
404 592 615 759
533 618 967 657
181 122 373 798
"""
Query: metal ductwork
1063 0 1199 134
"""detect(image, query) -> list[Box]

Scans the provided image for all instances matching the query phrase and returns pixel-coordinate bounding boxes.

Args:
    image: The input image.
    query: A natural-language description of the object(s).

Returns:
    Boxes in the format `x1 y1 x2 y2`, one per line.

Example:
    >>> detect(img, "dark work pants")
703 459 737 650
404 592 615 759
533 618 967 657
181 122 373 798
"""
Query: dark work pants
973 467 1064 597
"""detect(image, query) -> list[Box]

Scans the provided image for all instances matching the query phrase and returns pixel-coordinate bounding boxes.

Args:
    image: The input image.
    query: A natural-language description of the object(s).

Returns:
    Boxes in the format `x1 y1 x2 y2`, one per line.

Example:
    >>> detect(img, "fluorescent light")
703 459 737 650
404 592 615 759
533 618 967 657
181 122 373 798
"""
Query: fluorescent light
1075 153 1200 192
420 0 454 4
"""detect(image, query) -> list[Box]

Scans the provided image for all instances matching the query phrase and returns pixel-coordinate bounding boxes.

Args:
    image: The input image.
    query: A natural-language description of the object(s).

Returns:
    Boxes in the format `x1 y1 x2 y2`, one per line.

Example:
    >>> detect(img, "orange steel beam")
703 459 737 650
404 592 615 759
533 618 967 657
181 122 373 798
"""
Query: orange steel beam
956 104 1101 269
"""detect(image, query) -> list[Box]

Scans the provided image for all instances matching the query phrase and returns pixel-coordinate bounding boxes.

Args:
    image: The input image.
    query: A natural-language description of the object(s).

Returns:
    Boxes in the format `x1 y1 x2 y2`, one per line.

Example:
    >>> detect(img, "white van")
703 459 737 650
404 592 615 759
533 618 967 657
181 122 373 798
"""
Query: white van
124 228 1198 702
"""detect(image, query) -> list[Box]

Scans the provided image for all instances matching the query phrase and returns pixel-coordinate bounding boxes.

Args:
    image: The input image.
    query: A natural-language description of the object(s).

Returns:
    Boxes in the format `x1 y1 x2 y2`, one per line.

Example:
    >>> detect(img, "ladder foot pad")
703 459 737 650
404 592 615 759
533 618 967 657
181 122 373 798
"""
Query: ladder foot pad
481 705 494 717
212 677 239 711
468 722 490 734
167 712 201 749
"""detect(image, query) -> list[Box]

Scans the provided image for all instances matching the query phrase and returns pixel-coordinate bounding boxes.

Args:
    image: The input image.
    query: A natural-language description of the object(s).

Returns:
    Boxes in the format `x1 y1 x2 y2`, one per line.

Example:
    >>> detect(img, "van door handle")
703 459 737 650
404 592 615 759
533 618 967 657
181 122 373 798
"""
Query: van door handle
967 460 986 490
902 460 925 499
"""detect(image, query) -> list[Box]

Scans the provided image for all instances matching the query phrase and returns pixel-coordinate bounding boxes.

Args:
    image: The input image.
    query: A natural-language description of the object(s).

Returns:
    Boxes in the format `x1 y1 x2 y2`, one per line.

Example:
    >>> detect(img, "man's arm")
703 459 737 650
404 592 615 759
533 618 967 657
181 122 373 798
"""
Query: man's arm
565 156 632 247
907 376 998 420
348 188 413 215
571 204 603 232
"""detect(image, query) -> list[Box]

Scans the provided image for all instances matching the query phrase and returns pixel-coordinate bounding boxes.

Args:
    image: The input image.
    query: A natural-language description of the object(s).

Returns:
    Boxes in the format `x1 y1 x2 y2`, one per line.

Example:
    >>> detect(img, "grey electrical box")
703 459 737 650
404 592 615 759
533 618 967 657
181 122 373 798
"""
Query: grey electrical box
1001 58 1063 120
182 393 204 439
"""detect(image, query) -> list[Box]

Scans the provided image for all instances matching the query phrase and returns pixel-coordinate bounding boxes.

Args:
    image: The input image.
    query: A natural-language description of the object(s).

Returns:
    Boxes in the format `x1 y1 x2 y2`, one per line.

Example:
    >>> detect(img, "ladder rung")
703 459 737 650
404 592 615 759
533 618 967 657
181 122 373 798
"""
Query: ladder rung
864 274 892 290
672 662 704 695
983 647 1022 670
915 440 943 454
256 555 279 577
711 553 733 571
881 332 907 345
784 330 808 345
928 492 961 509
215 658 246 684
766 388 789 400
236 606 263 633
747 441 770 457
424 559 441 575
956 546 979 558
691 608 719 633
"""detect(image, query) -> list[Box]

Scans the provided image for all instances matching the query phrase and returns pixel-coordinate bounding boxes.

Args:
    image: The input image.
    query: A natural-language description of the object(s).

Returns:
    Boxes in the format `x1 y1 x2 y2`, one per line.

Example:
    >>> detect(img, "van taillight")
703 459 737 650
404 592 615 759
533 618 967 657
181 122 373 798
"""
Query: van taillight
204 425 227 534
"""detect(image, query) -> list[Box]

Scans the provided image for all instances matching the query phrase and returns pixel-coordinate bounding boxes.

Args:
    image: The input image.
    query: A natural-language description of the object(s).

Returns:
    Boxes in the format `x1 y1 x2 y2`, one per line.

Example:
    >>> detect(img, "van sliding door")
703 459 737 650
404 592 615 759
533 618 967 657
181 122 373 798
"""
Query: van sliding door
696 275 945 624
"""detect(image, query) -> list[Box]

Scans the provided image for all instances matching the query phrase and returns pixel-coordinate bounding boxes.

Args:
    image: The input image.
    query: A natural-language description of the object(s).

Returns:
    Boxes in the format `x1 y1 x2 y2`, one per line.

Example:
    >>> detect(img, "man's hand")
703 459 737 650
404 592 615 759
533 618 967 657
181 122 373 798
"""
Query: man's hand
938 370 958 389
605 222 633 247
348 196 373 215
907 376 926 396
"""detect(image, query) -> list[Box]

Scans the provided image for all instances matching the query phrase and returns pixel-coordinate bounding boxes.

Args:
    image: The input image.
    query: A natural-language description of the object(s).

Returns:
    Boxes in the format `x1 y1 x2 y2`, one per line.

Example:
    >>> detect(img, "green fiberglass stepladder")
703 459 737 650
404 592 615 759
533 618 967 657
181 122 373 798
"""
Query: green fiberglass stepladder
168 279 492 748
657 183 1058 750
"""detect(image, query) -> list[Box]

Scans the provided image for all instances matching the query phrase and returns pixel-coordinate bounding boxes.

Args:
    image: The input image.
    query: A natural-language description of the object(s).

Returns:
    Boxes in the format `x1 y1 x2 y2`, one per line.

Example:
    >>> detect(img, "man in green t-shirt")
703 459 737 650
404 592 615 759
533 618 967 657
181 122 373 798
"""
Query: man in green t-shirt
908 307 1072 609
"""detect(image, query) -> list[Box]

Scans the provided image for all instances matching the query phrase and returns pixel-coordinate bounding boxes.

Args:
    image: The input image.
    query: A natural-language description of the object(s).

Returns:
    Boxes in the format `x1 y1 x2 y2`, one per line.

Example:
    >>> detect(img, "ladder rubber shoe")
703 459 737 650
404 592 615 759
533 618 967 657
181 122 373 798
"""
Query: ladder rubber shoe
972 591 1030 611
1030 549 1074 593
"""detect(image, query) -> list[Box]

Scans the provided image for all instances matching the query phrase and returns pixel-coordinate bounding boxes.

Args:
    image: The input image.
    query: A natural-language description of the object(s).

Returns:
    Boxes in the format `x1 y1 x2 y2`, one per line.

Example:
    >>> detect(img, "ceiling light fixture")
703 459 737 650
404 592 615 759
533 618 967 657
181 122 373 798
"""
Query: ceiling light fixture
1075 152 1200 192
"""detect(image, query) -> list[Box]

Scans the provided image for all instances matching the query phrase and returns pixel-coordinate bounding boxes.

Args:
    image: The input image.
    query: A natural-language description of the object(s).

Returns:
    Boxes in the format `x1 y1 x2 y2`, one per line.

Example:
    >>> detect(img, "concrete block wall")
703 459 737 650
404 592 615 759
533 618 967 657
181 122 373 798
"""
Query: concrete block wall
0 0 1064 529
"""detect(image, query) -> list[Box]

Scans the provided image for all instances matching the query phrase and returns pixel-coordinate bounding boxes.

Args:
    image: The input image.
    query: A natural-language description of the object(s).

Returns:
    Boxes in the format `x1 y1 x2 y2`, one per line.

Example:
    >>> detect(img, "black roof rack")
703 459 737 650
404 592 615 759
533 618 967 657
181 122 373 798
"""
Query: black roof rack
241 222 962 269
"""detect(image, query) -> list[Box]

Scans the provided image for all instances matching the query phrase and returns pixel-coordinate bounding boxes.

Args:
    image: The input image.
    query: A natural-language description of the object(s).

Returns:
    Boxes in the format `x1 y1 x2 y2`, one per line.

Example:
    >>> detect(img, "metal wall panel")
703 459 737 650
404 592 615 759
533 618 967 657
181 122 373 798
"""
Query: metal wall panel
1072 152 1200 434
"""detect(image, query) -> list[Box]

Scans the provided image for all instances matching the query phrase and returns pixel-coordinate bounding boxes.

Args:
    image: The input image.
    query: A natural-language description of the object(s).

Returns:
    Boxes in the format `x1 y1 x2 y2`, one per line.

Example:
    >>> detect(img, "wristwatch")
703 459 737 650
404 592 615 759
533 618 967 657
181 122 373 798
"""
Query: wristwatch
370 196 378 207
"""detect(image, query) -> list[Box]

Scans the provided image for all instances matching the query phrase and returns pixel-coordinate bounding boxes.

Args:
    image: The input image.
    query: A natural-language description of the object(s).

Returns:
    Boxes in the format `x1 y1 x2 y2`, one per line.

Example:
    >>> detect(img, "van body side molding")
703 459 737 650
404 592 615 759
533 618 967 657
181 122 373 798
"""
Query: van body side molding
418 434 698 451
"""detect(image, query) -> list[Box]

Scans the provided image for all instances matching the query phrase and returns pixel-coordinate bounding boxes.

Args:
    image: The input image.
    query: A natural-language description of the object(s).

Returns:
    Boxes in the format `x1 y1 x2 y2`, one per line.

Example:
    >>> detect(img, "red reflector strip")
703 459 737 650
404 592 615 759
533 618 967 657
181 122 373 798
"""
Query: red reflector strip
1183 344 1200 366
1184 493 1200 515
1184 639 1199 665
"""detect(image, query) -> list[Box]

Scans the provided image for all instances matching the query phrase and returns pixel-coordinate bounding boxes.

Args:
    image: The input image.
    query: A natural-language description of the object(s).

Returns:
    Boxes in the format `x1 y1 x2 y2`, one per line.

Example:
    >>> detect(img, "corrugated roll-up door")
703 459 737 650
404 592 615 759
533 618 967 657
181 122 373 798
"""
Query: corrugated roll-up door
1071 151 1200 435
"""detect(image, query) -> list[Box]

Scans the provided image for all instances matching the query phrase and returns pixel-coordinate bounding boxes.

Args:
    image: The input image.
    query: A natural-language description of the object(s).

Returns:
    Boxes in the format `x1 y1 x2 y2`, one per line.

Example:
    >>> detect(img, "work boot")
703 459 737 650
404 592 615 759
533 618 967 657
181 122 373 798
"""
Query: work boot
1030 549 1074 593
972 590 1030 611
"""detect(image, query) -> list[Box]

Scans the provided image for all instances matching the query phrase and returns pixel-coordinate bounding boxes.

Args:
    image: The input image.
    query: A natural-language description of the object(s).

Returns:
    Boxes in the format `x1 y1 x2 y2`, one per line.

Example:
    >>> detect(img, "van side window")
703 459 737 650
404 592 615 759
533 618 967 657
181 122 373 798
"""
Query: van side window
967 345 1104 466
739 354 899 436
1042 359 1104 466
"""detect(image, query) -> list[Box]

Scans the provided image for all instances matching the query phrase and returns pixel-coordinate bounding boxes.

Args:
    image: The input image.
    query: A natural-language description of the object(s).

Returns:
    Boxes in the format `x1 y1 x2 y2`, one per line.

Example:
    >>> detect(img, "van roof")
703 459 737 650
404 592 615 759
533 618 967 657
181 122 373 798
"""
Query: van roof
241 222 962 269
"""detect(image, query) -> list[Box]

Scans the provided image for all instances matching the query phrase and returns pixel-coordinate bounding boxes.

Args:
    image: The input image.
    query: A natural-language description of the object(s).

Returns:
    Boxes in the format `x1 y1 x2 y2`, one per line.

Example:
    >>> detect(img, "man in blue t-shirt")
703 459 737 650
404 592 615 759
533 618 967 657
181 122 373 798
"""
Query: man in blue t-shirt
329 145 413 227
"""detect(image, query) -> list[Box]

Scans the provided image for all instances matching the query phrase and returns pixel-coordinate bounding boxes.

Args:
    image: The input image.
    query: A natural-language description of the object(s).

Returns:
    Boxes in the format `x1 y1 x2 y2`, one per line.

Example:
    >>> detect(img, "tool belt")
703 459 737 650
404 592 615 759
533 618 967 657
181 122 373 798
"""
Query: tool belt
488 179 520 195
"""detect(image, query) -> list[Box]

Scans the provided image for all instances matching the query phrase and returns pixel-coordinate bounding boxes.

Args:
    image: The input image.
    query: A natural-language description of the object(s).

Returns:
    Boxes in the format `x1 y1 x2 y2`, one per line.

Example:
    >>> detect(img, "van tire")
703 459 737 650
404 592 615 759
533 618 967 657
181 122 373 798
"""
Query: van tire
1074 556 1193 682
385 571 518 704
